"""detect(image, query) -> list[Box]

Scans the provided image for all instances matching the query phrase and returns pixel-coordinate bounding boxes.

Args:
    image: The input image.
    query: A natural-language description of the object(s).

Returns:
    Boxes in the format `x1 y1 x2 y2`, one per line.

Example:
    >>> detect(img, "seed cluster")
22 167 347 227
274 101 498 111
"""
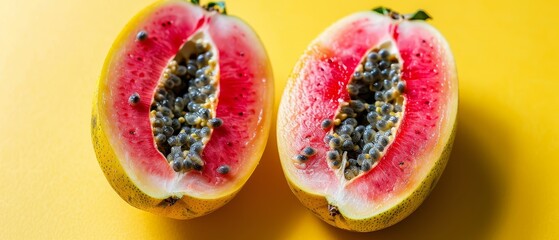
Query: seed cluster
149 39 223 173
323 48 406 180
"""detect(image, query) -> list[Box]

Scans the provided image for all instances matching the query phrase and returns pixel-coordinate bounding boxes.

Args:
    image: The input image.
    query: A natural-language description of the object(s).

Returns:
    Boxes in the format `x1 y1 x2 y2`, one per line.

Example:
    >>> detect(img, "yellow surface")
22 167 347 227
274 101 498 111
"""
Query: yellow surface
0 0 558 239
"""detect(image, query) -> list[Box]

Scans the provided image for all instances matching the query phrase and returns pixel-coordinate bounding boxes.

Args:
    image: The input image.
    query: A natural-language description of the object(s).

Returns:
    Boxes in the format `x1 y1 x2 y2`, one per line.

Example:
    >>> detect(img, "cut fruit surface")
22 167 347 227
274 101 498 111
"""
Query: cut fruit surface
92 0 273 219
277 8 457 232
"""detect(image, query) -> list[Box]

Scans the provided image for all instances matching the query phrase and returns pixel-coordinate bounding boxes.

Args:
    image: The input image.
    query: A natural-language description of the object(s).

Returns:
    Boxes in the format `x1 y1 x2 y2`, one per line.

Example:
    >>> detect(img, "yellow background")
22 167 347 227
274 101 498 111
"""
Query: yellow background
1 0 558 239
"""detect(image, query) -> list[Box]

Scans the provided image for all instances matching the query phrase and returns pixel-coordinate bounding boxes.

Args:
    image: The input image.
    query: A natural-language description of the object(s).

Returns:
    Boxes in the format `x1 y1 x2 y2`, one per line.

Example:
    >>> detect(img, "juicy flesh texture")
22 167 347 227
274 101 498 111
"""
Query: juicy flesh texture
279 12 455 217
102 2 271 198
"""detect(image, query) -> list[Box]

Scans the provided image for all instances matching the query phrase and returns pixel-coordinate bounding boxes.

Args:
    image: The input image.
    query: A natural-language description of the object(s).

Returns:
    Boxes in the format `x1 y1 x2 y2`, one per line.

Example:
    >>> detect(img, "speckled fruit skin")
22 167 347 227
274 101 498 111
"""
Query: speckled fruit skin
277 11 457 232
91 0 273 219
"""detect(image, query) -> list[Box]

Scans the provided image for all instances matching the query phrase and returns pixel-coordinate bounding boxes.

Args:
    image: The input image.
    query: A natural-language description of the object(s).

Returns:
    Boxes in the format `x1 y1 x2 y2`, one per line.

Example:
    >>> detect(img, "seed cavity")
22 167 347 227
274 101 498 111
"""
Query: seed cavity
323 45 405 180
148 36 220 173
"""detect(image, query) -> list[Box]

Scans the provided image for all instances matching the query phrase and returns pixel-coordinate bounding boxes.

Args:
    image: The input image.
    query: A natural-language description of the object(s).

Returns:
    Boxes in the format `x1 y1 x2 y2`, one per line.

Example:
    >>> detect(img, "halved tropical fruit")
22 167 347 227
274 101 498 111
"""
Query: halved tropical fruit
277 7 457 232
91 0 273 219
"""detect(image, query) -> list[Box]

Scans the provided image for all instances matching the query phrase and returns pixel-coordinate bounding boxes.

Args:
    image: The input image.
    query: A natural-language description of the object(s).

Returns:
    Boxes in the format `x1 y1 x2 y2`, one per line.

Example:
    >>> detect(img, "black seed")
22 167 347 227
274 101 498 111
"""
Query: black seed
332 160 341 167
200 127 211 137
176 65 187 76
389 116 399 124
369 147 380 159
338 125 354 135
128 93 140 105
344 168 356 180
329 137 342 148
380 135 390 147
205 51 213 60
302 147 317 157
194 77 206 87
391 74 400 83
349 100 365 112
364 61 375 71
171 119 181 130
351 131 361 142
178 132 188 144
379 49 390 59
164 79 175 88
187 102 200 111
341 106 354 116
381 69 390 78
372 81 383 91
161 116 172 125
162 126 174 137
172 160 183 172
363 128 375 142
381 103 393 115
379 60 390 69
348 158 358 166
182 158 193 170
394 104 403 112
376 120 388 131
347 84 359 96
362 143 374 153
153 118 163 127
370 68 380 78
327 150 340 161
357 154 366 162
295 154 308 161
397 82 406 93
340 134 351 140
136 31 148 41
195 68 206 78
375 143 385 152
169 74 181 85
154 93 165 101
159 107 173 117
217 165 230 174
367 52 379 61
389 69 397 78
181 126 191 134
321 119 333 129
342 140 354 150
197 108 210 119
190 142 203 154
353 72 363 80
208 118 223 128
367 112 378 124
155 134 166 143
185 114 197 125
186 64 197 76
159 99 171 108
354 125 365 134
361 161 372 171
201 85 215 94
375 92 384 101
324 134 334 144
343 118 358 127
167 136 180 146
174 97 185 108
196 54 206 65
193 163 203 171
